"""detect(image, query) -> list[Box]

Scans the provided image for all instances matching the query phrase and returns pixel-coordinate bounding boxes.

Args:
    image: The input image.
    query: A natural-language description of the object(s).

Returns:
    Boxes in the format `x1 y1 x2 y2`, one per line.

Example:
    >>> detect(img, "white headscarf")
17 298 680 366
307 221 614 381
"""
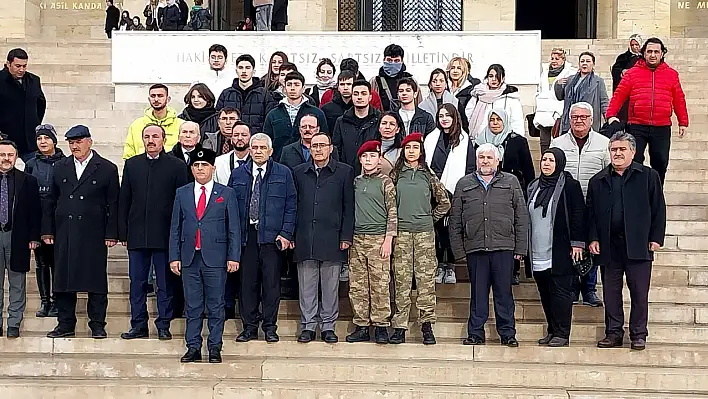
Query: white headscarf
629 34 643 55
475 108 512 161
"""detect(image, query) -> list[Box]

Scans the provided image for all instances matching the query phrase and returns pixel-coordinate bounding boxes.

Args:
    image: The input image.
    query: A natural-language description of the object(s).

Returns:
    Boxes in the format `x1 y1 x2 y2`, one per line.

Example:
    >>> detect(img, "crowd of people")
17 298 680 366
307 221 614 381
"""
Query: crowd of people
0 34 688 361
104 0 286 36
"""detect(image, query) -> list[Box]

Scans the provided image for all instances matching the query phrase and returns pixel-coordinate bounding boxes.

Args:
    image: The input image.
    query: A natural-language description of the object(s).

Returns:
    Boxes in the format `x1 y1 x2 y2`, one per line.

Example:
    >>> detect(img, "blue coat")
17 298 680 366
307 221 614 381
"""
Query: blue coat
169 182 241 267
228 158 297 246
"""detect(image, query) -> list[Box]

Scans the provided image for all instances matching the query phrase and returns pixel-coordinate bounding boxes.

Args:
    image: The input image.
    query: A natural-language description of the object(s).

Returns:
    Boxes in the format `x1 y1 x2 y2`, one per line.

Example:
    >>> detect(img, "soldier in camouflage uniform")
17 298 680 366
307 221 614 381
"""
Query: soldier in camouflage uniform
346 140 398 345
389 133 450 345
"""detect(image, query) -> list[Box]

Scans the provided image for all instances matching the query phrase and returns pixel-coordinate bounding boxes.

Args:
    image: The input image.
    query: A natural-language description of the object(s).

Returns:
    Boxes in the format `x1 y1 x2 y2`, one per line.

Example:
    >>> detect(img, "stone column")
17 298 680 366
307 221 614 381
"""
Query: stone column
0 0 42 39
463 0 515 31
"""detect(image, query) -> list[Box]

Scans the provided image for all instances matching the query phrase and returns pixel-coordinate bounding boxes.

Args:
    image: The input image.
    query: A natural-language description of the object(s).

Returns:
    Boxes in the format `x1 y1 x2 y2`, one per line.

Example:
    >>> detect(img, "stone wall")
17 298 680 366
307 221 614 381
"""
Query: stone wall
463 0 515 30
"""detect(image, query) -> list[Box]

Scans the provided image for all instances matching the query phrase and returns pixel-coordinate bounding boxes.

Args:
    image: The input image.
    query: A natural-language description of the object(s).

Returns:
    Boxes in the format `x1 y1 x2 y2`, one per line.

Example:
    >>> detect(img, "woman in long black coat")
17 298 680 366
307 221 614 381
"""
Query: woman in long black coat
42 135 119 336
527 148 586 347
610 34 642 123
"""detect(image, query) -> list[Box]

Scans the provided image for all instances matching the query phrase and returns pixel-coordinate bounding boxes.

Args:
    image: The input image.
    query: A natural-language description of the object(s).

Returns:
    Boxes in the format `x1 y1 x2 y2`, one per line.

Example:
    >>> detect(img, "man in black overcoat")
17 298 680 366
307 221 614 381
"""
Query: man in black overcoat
587 131 666 351
291 132 354 343
42 126 120 339
119 125 189 341
0 140 41 338
0 48 46 161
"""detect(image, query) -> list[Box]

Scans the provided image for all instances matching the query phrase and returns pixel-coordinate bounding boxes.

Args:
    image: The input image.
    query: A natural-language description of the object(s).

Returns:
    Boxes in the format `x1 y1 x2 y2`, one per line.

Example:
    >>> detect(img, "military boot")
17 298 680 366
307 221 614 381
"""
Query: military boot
345 326 370 343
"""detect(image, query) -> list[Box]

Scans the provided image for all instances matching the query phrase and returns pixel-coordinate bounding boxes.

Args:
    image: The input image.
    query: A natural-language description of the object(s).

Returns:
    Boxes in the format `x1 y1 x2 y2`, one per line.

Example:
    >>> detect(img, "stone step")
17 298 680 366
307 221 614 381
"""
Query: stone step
666 169 708 182
17 316 708 344
667 221 708 236
0 377 574 399
667 205 708 220
43 83 114 95
665 192 708 206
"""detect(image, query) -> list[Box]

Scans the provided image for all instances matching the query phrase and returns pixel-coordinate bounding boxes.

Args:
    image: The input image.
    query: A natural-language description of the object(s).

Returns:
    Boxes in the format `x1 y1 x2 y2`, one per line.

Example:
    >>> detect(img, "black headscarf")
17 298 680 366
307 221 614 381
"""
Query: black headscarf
535 148 567 217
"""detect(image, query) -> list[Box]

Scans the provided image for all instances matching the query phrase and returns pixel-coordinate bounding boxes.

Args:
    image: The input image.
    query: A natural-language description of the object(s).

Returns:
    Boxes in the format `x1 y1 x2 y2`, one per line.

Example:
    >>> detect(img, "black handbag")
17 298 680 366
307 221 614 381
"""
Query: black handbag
526 114 540 137
563 191 593 276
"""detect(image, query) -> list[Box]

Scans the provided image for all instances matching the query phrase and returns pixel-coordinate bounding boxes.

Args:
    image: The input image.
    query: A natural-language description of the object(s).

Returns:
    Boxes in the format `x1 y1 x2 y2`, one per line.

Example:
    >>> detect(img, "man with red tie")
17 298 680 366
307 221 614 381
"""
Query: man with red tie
169 148 241 363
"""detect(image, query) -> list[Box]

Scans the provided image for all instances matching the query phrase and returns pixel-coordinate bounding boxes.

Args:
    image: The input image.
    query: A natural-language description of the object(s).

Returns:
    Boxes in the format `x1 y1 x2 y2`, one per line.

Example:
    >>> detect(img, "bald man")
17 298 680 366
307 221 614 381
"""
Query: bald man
119 124 190 340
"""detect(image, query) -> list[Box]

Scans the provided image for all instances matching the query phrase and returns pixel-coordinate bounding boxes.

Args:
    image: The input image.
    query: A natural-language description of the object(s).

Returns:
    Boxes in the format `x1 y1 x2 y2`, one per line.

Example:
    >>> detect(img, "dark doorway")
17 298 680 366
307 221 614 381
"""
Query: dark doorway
212 0 249 30
516 0 596 39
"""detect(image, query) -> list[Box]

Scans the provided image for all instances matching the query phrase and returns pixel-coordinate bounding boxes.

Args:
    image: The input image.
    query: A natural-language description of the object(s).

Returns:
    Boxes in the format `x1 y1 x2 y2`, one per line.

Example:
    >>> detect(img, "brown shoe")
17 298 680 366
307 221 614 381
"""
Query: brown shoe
597 336 623 348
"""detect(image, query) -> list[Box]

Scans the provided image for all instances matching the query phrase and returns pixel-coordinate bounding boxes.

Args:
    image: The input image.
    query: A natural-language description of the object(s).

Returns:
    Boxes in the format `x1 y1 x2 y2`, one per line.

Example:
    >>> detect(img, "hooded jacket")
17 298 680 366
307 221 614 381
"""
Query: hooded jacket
332 107 381 173
123 107 183 160
216 77 277 134
606 59 689 128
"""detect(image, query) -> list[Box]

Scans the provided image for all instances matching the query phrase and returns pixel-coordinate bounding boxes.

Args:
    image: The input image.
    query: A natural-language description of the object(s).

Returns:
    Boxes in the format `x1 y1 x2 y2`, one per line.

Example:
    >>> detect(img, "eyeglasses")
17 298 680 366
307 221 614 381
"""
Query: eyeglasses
570 115 591 121
310 143 330 149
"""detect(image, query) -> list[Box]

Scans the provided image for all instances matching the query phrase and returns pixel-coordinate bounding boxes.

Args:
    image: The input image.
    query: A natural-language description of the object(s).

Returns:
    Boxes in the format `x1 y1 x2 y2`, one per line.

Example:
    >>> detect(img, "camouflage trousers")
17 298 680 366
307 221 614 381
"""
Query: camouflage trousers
391 230 437 329
348 234 391 327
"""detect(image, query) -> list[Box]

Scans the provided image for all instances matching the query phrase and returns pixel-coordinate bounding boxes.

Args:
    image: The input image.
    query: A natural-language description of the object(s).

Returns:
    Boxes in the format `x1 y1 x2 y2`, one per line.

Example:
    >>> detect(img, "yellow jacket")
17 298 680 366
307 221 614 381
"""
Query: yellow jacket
123 107 184 160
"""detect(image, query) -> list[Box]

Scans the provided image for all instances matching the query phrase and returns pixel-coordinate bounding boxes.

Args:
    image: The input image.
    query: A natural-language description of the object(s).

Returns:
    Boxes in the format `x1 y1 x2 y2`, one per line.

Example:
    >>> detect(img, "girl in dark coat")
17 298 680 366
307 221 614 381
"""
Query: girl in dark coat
262 51 288 92
179 83 218 138
527 148 586 347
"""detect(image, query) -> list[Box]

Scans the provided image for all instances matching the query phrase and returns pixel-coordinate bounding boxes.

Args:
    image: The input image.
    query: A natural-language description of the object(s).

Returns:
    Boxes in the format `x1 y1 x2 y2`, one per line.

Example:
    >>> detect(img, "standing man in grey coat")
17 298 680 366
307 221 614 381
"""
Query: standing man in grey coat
449 143 529 347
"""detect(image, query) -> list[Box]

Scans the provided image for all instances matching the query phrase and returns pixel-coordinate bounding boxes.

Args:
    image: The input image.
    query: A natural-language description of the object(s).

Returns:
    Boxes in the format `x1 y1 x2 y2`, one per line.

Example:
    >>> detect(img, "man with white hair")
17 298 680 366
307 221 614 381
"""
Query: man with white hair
228 133 296 343
449 143 529 347
550 101 609 307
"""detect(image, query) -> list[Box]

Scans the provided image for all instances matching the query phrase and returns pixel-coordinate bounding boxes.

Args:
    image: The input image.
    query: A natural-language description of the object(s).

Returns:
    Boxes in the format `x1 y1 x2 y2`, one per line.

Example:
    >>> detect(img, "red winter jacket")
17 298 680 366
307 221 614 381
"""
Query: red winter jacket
319 88 383 111
606 59 689 127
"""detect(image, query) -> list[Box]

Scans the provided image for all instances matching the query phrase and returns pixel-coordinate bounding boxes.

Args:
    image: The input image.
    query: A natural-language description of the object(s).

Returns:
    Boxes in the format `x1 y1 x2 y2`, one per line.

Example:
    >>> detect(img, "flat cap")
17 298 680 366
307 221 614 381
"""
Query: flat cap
65 125 91 140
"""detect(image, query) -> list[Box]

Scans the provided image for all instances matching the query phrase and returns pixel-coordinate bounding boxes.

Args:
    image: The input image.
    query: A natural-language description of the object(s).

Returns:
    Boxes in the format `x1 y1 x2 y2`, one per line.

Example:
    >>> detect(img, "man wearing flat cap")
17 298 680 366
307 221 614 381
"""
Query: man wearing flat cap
169 148 241 364
42 125 120 339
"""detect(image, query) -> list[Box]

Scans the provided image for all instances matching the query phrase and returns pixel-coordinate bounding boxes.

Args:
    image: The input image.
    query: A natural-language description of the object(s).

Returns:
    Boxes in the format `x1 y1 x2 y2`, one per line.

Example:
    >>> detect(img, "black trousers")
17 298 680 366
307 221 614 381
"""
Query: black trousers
533 269 575 339
35 243 55 302
224 267 240 313
239 225 282 332
601 259 652 341
128 249 175 330
629 124 671 184
466 251 515 340
55 291 107 332
434 218 454 264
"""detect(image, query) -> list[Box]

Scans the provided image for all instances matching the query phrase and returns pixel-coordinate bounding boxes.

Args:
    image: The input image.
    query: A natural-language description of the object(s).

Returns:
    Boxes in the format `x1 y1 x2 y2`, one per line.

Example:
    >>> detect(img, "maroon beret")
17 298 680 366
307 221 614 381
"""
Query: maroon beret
357 140 381 158
401 132 424 148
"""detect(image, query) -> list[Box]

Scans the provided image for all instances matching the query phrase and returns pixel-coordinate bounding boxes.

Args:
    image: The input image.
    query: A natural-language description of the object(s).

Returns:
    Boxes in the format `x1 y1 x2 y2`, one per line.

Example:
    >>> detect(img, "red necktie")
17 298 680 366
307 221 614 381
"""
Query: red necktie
196 186 206 249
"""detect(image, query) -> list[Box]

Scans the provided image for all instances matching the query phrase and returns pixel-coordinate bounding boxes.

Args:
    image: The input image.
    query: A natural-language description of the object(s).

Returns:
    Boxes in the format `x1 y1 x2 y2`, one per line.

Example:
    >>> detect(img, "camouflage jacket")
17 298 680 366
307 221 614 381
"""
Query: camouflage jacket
354 170 398 237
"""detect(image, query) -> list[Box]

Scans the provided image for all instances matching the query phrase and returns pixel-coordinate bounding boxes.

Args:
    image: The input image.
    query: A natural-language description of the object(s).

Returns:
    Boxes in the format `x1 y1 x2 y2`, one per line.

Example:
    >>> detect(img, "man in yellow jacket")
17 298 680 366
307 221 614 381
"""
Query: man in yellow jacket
123 84 184 160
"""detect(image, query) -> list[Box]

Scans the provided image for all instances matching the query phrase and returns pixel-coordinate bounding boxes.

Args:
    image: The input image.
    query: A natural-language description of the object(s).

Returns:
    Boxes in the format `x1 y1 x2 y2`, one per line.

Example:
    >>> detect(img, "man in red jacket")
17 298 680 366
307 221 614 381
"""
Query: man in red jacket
607 37 689 184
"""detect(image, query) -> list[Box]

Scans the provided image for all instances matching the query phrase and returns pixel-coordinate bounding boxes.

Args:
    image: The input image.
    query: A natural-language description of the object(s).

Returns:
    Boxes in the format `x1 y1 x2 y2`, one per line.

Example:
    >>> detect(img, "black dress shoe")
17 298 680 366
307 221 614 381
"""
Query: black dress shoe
91 327 108 339
158 329 172 340
6 327 19 339
537 334 553 345
236 329 258 342
502 337 519 348
462 336 485 345
48 302 58 318
298 330 315 343
321 330 338 343
548 337 569 347
120 328 149 340
180 348 202 363
47 327 75 339
265 330 280 343
597 336 623 348
208 348 222 363
630 339 646 351
389 328 406 344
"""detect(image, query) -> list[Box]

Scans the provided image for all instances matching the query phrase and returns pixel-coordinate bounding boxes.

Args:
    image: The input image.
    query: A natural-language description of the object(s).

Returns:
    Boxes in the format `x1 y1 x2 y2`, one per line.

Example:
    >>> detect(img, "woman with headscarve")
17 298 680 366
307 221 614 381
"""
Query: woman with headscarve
610 34 643 123
526 148 586 348
534 48 577 153
465 64 525 139
474 108 535 284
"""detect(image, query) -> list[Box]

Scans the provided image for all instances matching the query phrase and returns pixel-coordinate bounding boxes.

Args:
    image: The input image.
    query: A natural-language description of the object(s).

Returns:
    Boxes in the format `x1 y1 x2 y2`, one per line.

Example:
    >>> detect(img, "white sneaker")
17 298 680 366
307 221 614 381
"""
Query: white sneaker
443 268 457 284
339 263 350 282
435 266 445 284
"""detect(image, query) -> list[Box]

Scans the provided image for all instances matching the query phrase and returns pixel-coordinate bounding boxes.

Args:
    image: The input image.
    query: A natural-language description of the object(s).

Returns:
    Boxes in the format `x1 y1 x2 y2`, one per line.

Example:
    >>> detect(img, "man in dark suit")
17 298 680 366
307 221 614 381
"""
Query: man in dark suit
0 49 46 161
42 125 120 339
228 133 296 343
292 133 353 343
119 124 189 341
587 131 666 351
170 121 202 182
169 148 241 363
0 140 41 338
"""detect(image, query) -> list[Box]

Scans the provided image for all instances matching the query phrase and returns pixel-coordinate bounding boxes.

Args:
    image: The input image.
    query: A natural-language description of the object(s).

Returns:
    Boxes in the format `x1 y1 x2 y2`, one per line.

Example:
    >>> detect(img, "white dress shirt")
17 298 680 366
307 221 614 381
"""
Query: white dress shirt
250 162 267 224
74 151 94 180
194 179 214 209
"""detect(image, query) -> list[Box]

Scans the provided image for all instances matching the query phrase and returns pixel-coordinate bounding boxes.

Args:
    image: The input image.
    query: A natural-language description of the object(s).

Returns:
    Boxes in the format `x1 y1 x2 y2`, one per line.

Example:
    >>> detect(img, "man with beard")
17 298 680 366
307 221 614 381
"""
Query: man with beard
587 132 666 351
369 44 421 112
332 80 381 174
449 143 528 347
124 84 183 159
217 54 276 135
192 44 236 100
43 125 120 339
321 71 355 135
119 125 189 341
202 107 240 156
214 121 251 319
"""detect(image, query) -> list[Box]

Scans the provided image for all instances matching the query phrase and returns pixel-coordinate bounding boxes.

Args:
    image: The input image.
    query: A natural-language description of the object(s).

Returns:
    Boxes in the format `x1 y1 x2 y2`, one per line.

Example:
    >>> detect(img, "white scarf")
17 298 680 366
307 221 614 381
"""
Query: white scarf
424 129 470 193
